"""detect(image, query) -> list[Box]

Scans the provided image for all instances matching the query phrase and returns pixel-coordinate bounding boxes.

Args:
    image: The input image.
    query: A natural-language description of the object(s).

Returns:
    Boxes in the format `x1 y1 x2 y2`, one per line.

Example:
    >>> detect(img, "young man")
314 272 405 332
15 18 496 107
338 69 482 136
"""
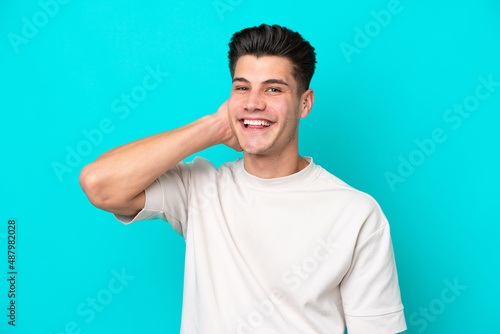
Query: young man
80 24 407 333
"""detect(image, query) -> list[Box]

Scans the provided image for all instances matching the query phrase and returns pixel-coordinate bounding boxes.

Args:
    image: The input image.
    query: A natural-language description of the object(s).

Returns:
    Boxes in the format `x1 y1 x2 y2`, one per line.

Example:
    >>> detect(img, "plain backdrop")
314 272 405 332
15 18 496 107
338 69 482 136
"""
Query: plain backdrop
1 0 499 333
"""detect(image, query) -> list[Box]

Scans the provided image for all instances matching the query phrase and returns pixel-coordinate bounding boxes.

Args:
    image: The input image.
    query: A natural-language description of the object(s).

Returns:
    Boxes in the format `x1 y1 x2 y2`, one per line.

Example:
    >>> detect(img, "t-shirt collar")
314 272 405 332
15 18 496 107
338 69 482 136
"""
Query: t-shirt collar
236 156 318 190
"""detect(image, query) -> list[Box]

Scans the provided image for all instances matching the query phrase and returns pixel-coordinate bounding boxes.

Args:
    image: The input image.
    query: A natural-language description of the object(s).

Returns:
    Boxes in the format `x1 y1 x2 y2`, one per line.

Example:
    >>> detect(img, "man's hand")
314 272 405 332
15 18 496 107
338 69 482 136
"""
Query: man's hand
214 100 242 152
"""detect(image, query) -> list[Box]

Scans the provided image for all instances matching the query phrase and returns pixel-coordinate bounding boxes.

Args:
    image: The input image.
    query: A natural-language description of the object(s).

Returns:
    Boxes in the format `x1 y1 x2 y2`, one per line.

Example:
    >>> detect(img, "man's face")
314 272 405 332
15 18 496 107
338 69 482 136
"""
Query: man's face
228 55 312 157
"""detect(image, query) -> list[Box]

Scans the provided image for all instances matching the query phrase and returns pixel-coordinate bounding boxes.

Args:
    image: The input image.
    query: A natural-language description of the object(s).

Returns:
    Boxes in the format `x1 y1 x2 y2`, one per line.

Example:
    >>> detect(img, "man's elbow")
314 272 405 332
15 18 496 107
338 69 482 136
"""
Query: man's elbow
79 164 114 211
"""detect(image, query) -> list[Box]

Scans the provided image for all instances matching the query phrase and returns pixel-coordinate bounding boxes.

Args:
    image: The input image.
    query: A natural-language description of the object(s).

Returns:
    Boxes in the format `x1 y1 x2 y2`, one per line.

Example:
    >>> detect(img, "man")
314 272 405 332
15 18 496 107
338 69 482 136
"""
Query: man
80 24 407 333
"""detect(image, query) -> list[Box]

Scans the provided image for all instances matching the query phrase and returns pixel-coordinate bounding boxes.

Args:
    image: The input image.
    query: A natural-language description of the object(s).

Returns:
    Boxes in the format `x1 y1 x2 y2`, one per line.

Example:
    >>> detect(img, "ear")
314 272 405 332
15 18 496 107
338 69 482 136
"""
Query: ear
300 89 314 119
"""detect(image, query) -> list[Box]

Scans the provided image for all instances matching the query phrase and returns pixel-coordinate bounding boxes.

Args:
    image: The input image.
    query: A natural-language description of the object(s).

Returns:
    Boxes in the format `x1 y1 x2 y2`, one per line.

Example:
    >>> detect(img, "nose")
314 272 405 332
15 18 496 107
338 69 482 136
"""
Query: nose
245 90 265 112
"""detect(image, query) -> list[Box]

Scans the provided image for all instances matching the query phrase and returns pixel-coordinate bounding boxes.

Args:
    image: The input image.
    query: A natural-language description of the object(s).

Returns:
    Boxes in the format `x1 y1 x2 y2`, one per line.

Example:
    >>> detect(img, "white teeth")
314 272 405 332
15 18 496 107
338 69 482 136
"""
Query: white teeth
243 119 271 126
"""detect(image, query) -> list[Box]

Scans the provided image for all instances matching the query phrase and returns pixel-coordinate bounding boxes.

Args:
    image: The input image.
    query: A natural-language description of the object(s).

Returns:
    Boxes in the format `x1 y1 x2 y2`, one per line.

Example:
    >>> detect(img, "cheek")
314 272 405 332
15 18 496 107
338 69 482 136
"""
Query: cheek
227 98 238 116
228 95 243 111
266 99 289 117
272 101 295 119
283 106 301 132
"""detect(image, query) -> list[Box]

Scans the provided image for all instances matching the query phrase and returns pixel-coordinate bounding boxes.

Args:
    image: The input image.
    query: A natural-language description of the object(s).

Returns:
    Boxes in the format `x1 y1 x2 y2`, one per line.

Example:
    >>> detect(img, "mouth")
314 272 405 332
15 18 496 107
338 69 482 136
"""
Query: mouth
241 118 274 130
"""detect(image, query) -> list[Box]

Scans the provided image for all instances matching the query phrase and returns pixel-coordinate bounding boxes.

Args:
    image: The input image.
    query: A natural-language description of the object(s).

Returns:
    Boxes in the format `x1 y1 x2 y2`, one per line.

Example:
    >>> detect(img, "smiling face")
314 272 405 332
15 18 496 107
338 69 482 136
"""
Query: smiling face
228 55 313 158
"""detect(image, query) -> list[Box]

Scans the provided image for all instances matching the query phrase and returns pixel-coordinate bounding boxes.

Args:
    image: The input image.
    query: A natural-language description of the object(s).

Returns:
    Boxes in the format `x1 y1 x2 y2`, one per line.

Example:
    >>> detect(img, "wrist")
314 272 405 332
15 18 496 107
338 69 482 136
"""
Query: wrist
198 114 229 146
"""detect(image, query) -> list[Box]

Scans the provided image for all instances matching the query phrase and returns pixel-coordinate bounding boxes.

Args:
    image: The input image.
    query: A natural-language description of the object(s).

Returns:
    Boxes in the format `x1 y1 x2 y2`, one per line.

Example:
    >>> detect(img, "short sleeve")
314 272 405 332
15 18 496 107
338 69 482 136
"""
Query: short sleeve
113 161 192 237
340 206 407 334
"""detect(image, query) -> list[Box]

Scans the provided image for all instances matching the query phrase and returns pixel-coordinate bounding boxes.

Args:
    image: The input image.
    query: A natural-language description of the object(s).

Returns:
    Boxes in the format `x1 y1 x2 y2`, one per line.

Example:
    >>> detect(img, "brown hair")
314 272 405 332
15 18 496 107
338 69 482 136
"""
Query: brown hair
228 24 317 93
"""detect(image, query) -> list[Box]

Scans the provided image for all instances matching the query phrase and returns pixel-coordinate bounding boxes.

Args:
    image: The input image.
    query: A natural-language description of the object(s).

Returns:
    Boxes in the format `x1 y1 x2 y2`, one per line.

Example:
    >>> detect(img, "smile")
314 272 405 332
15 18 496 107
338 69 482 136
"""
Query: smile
243 119 272 128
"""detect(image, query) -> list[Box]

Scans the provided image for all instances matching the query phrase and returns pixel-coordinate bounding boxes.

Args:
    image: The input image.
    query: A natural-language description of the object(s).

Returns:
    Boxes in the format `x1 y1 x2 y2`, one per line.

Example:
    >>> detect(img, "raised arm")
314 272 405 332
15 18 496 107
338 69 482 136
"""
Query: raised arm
79 101 240 217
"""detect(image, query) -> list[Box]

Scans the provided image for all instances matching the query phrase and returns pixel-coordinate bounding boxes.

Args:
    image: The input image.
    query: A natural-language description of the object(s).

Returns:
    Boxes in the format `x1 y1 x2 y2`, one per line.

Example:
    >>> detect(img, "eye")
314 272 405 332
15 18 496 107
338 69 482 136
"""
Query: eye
235 86 249 91
267 87 281 93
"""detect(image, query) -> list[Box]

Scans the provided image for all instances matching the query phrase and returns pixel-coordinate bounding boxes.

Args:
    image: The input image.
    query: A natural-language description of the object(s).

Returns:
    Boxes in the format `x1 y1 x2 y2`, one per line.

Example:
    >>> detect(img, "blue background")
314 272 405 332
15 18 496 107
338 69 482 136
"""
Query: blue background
1 0 499 333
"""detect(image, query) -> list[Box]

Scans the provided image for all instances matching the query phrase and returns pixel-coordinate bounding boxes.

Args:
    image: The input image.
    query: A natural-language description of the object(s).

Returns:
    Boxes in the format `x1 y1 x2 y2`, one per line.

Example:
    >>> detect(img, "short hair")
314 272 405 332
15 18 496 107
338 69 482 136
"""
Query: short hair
228 24 316 94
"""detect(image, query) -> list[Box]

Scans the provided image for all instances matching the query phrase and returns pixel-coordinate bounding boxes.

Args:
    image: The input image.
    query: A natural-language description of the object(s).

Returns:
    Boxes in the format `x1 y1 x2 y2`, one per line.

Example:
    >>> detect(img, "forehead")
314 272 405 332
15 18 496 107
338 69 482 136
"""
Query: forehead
233 55 296 85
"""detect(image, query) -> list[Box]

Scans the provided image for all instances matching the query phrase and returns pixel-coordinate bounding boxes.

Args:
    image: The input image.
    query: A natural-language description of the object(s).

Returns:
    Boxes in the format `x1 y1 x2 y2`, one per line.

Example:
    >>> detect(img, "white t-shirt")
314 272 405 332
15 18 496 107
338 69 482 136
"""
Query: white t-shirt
114 157 407 334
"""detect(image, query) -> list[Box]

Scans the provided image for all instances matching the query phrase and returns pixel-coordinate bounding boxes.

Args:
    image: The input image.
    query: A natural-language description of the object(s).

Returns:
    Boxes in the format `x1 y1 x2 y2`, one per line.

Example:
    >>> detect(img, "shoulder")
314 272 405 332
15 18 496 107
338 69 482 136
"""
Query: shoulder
315 164 381 211
313 164 389 234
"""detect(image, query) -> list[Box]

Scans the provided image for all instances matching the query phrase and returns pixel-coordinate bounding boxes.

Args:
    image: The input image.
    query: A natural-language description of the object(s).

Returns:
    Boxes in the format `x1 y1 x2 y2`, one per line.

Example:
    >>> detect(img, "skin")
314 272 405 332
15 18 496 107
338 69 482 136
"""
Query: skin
225 55 315 178
79 55 314 216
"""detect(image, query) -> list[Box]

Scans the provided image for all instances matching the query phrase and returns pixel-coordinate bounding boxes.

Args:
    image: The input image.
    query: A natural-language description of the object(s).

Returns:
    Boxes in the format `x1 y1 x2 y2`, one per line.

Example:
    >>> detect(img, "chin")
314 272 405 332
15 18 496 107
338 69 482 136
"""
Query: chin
241 144 272 156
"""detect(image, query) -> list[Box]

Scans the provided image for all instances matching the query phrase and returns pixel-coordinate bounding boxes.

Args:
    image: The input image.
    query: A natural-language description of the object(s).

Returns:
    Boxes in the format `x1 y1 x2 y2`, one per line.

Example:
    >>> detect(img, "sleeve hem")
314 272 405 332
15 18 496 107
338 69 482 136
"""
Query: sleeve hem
113 179 163 224
344 306 404 317
345 308 407 334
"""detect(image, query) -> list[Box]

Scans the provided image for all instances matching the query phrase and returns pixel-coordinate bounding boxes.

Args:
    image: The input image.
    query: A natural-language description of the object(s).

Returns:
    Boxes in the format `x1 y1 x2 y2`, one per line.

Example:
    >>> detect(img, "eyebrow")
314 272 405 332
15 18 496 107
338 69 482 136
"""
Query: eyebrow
232 77 290 87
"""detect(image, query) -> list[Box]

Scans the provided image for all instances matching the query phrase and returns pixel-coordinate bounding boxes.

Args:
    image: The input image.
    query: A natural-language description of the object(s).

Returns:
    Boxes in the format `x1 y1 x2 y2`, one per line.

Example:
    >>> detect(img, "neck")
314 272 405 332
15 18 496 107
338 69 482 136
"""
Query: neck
243 151 309 179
